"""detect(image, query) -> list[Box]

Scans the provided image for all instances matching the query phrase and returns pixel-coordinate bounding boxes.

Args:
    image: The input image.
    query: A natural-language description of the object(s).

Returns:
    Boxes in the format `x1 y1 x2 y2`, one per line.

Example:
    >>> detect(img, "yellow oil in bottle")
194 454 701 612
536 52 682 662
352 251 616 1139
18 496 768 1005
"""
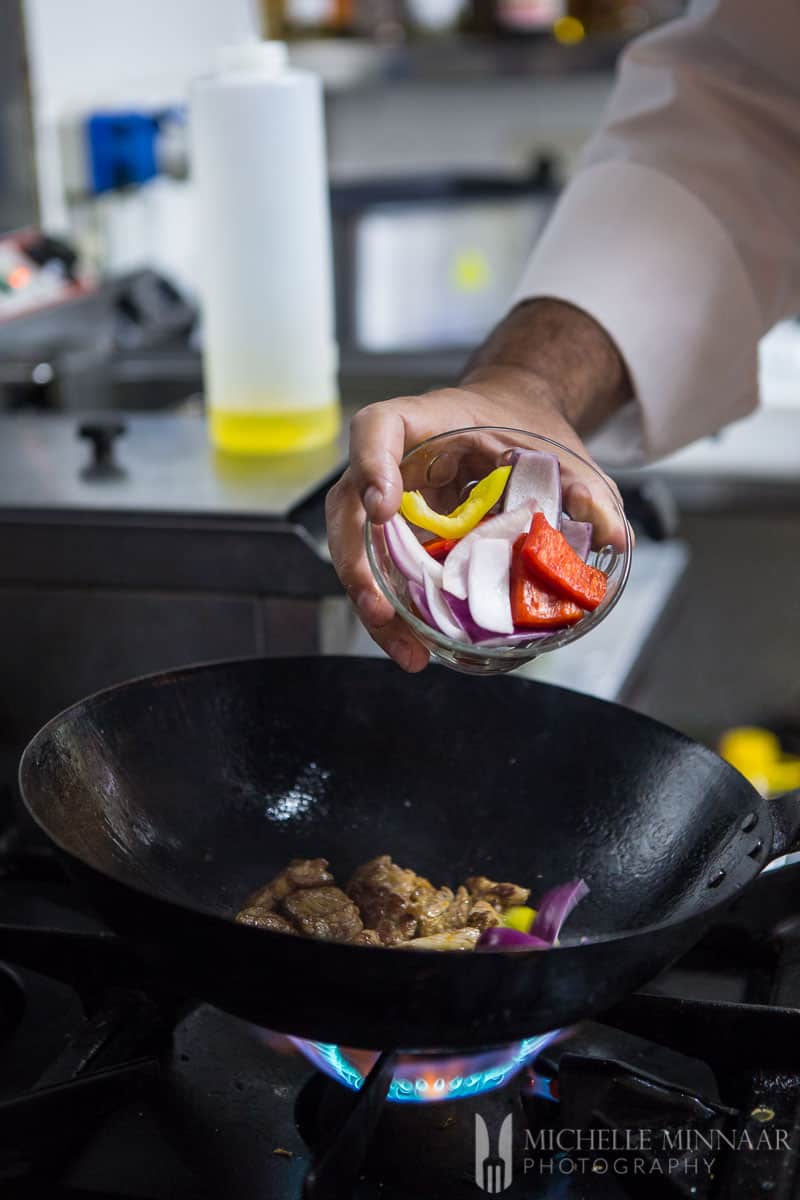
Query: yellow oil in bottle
209 400 341 455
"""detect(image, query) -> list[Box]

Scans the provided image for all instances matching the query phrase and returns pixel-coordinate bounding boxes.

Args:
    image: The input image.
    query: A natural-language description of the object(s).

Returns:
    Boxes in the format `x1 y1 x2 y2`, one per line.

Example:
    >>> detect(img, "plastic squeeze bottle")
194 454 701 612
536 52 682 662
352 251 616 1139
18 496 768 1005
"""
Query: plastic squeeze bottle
190 41 340 454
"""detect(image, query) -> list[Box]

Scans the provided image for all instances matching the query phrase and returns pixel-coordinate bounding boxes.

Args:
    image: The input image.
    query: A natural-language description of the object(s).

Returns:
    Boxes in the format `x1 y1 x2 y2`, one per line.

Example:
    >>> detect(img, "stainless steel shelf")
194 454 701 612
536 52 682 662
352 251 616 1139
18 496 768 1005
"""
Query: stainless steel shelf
288 33 627 91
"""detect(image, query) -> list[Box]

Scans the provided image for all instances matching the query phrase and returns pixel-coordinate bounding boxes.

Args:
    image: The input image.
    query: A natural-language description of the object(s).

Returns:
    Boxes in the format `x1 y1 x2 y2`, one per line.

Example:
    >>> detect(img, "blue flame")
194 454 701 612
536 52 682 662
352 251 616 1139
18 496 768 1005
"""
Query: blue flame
292 1032 560 1104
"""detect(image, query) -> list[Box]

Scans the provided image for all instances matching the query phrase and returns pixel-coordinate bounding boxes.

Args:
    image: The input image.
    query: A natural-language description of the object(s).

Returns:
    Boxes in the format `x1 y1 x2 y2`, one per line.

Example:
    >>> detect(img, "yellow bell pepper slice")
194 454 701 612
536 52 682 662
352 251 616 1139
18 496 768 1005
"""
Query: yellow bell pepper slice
720 726 800 797
400 465 511 539
503 906 537 933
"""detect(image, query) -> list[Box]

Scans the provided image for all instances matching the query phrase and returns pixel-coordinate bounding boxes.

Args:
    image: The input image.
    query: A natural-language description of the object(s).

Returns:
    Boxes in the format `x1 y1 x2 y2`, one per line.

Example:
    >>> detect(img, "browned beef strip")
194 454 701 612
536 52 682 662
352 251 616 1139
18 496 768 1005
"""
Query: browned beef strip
411 882 475 937
346 856 420 945
446 885 472 929
466 898 502 932
241 857 334 910
281 886 364 943
399 928 481 951
236 908 296 934
410 883 454 937
351 928 382 946
466 875 530 911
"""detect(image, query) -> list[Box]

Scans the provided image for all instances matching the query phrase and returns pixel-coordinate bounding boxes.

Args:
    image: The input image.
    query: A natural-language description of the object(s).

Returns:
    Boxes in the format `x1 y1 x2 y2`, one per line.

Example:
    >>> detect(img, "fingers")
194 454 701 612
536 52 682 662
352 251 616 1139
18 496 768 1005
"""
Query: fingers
325 469 430 673
563 479 630 552
348 403 407 524
326 469 391 618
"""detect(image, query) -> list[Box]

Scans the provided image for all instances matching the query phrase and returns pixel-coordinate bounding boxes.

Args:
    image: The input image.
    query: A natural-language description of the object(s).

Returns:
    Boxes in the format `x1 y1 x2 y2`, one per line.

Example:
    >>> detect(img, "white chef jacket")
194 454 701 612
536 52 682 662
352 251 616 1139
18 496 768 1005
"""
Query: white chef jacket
513 0 800 464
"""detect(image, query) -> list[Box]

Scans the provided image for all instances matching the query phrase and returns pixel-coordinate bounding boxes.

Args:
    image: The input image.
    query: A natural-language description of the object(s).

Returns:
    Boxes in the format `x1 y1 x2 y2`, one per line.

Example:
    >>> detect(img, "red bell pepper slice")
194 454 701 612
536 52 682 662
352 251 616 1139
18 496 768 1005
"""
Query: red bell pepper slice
511 538 585 629
522 513 608 611
423 536 460 562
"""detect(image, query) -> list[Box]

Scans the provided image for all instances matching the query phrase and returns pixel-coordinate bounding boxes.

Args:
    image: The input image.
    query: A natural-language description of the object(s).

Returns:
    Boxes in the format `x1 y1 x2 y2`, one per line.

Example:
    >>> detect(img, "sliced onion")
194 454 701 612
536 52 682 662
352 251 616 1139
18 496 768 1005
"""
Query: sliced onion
407 580 434 627
562 519 592 562
445 593 495 642
531 879 589 945
423 572 469 642
477 926 551 951
467 539 513 635
442 504 535 600
476 631 552 647
384 514 443 587
503 450 562 529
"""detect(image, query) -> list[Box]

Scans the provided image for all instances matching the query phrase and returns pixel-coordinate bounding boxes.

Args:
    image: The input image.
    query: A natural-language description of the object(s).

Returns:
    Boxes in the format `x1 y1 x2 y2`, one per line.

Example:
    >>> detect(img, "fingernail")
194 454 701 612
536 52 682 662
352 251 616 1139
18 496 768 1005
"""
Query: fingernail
363 485 384 517
355 589 381 623
386 639 413 671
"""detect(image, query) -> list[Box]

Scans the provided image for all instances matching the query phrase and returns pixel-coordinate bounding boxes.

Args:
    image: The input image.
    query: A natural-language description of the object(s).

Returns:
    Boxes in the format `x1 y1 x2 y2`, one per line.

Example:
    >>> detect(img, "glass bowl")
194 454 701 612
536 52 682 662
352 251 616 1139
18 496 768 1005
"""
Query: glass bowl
365 426 632 676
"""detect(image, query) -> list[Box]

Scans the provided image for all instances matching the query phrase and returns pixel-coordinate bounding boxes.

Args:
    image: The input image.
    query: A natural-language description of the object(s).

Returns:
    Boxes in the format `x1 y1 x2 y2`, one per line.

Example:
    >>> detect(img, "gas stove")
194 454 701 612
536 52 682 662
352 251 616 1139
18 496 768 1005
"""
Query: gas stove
2 837 800 1200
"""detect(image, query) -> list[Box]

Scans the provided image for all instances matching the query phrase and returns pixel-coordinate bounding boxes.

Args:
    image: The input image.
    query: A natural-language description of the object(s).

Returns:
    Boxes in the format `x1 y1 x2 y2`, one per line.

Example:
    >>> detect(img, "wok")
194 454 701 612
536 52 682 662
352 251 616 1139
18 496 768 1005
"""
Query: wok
13 656 800 1051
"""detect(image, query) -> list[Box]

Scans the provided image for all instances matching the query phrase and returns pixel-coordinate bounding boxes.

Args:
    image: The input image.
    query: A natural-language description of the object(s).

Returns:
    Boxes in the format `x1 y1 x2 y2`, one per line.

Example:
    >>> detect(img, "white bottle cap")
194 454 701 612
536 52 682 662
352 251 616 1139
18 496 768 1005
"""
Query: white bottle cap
217 40 289 77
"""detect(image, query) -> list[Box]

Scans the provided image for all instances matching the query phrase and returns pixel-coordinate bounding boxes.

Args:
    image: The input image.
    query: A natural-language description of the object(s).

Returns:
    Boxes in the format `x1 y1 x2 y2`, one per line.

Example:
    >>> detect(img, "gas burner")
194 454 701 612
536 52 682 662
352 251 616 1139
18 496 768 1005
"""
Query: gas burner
296 1065 528 1200
287 1032 562 1103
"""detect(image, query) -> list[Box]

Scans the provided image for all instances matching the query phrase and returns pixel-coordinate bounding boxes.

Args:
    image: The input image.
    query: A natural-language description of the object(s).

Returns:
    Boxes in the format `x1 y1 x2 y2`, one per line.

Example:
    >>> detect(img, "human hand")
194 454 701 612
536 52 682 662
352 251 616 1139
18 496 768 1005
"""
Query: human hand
326 357 627 672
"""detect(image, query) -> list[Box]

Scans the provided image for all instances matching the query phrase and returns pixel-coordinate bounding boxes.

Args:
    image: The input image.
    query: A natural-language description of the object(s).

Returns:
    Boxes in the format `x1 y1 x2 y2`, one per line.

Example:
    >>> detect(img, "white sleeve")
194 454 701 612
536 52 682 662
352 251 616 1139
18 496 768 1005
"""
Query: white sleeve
513 0 800 462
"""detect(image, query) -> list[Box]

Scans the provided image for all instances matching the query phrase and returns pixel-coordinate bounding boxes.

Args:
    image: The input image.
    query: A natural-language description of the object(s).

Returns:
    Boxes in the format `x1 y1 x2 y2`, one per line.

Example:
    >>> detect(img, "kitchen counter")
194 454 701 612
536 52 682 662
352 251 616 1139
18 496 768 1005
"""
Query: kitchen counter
0 408 345 519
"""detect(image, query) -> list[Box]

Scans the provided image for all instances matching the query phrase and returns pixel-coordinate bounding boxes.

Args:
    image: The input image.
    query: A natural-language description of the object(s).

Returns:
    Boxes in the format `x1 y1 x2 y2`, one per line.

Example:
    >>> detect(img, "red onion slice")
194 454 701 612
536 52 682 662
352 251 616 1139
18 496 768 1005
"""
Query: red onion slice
444 593 495 642
423 572 470 642
476 631 552 647
384 514 443 588
503 450 562 529
467 538 513 635
407 580 434 627
531 879 589 945
477 926 551 951
561 519 592 562
442 504 535 600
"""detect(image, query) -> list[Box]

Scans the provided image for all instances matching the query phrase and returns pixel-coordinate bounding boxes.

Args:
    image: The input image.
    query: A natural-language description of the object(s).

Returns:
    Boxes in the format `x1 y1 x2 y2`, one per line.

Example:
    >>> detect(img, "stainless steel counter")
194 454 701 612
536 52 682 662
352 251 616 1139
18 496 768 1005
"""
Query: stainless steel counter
0 409 346 518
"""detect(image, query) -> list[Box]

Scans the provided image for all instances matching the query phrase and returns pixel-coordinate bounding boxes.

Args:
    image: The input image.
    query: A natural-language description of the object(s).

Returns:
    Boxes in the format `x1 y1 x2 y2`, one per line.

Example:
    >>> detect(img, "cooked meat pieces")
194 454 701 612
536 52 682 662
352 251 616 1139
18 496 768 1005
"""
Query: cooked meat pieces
236 908 296 934
466 898 503 932
446 885 472 929
242 857 334 910
236 859 361 943
411 882 473 937
346 856 486 944
399 928 481 951
237 855 531 951
352 928 382 946
466 875 530 912
346 855 421 945
410 882 455 937
281 885 363 943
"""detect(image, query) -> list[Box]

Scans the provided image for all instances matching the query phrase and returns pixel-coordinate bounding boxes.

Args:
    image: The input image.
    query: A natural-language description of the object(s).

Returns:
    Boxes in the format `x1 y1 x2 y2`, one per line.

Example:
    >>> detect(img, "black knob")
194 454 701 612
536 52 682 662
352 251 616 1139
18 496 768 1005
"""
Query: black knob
79 419 127 480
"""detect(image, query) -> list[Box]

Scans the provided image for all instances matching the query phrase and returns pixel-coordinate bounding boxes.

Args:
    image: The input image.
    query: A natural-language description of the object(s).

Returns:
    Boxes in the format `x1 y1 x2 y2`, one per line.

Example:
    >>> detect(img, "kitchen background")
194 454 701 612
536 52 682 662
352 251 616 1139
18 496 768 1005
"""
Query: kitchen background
1 0 799 813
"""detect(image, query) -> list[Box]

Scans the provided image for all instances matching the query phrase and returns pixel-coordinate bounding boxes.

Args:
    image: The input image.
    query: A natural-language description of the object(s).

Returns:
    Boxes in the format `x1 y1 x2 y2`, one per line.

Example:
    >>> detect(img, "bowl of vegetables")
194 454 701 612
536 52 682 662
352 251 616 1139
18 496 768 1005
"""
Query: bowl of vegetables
365 427 632 676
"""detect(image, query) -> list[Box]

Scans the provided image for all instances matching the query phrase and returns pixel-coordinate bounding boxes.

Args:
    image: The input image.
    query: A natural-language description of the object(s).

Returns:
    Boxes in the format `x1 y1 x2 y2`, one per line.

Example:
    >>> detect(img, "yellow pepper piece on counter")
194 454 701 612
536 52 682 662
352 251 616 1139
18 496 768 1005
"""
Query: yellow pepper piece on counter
503 906 537 933
400 465 511 539
719 726 800 797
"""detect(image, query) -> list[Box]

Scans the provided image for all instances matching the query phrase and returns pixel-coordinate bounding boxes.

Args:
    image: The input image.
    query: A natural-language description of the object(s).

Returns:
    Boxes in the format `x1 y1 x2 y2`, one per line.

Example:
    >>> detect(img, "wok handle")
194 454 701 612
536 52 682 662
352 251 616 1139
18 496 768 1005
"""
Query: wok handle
768 789 800 861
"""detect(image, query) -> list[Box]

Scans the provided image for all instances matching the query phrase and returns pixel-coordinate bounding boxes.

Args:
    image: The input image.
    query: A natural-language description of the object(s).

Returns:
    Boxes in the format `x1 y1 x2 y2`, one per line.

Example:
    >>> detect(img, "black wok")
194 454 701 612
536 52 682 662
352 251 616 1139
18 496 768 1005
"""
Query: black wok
13 656 800 1051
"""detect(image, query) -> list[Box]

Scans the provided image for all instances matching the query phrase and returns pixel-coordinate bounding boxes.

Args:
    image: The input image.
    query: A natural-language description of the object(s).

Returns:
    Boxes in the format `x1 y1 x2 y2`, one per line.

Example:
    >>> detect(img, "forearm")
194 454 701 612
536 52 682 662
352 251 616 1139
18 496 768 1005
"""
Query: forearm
462 298 632 437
